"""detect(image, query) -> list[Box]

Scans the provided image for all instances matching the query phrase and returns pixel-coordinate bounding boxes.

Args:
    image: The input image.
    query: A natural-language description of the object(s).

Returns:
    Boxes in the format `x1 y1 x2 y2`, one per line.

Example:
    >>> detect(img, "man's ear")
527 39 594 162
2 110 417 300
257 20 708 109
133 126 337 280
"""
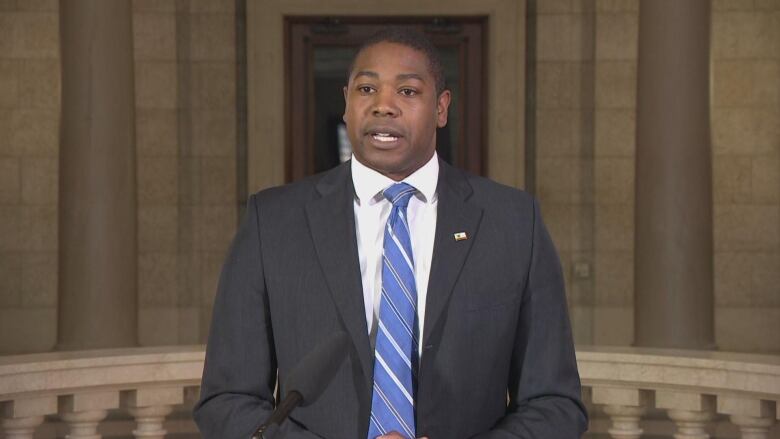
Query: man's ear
436 89 451 128
342 86 348 123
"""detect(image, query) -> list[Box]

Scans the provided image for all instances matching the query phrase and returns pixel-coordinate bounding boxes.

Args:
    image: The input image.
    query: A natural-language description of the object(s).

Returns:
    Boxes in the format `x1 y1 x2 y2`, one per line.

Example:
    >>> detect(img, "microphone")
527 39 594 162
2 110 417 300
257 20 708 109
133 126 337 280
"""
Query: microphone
251 331 350 439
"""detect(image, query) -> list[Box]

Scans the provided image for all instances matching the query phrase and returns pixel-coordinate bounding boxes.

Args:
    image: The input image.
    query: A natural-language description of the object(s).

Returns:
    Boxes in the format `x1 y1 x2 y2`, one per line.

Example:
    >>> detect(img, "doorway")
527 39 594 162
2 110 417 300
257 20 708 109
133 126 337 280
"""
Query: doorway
285 18 487 181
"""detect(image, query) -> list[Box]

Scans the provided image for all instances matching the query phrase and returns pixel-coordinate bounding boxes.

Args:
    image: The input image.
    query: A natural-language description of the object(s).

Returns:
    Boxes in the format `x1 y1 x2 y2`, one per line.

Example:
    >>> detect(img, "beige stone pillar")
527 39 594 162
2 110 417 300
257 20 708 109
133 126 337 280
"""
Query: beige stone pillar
592 388 652 439
59 391 120 439
121 387 183 439
719 397 777 439
0 396 56 439
58 0 138 350
656 391 716 439
0 416 45 439
634 0 715 349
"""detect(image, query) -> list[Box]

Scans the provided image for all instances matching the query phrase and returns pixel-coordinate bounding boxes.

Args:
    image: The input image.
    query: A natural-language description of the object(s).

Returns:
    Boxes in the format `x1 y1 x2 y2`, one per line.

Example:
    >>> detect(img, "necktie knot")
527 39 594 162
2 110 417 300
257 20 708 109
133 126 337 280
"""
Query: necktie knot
383 182 416 209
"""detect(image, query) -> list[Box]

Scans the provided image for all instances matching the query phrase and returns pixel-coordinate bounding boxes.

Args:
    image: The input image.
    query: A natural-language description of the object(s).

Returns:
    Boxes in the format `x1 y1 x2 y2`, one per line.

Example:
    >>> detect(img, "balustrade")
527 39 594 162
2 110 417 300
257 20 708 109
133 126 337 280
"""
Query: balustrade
0 347 203 439
579 347 780 439
0 346 777 438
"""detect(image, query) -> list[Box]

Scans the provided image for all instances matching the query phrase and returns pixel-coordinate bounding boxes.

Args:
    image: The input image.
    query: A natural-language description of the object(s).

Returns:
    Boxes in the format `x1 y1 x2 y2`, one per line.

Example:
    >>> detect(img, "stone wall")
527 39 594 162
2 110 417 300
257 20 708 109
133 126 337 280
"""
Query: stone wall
710 0 780 351
0 0 60 353
0 0 239 354
534 0 597 345
535 0 641 346
132 0 238 346
535 0 780 352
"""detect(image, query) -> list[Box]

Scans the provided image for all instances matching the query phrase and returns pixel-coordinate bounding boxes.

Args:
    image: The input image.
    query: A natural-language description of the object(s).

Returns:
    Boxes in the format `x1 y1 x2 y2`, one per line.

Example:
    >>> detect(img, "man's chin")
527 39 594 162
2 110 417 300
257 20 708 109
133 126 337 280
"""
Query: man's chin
355 155 421 181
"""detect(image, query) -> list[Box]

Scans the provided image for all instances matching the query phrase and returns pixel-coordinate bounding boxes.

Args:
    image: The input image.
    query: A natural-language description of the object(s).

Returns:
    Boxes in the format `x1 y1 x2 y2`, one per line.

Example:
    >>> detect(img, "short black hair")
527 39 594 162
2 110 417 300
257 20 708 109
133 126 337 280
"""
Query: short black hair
347 27 447 96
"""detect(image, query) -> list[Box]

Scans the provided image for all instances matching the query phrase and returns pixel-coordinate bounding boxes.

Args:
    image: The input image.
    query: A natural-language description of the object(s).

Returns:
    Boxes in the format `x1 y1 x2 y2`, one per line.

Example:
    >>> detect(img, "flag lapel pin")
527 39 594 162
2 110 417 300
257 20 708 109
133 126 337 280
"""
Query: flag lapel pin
454 232 468 241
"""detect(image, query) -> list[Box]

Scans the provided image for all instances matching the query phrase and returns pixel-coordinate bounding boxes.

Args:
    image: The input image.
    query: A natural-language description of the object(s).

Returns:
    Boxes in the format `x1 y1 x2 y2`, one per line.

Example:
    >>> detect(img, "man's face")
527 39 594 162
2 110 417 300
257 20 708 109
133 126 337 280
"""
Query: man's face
343 42 451 181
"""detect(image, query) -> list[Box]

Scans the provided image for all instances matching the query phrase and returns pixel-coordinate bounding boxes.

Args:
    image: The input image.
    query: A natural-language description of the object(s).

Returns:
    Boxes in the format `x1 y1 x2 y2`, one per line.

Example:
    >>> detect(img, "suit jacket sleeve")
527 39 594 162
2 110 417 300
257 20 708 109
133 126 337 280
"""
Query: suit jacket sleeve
474 198 588 438
193 194 321 439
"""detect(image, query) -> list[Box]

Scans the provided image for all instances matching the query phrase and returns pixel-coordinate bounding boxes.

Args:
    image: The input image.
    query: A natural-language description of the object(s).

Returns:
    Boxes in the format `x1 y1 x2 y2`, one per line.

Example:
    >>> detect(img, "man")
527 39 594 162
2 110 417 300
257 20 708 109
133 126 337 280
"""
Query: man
194 28 587 438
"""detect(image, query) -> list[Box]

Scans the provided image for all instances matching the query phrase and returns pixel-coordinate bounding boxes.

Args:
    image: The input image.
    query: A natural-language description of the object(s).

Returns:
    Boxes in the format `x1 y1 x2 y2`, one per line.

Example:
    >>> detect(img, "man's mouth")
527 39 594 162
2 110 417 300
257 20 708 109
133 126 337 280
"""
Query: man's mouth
365 127 403 146
371 132 399 142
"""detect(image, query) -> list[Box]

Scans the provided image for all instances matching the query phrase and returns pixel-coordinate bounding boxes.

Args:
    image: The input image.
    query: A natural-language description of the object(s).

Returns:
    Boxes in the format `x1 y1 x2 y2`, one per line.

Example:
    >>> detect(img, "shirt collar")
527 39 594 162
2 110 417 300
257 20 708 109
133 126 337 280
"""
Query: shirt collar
351 152 439 205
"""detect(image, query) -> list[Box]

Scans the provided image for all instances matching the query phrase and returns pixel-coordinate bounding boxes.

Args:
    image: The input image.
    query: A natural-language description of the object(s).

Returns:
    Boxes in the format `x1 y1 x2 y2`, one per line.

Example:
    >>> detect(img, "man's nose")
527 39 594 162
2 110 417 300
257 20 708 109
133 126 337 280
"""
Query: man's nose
371 90 399 117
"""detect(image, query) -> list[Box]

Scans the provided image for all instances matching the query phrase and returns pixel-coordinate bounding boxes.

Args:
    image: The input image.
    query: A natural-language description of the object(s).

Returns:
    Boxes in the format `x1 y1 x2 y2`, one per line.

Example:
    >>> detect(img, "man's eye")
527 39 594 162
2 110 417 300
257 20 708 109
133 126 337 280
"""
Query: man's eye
399 88 417 96
358 86 374 94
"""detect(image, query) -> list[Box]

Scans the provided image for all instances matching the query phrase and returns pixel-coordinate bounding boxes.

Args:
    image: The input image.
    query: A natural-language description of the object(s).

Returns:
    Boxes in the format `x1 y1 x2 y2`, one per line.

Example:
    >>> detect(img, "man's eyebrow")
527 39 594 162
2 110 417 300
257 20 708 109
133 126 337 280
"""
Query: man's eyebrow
352 71 426 82
353 70 379 79
397 73 425 82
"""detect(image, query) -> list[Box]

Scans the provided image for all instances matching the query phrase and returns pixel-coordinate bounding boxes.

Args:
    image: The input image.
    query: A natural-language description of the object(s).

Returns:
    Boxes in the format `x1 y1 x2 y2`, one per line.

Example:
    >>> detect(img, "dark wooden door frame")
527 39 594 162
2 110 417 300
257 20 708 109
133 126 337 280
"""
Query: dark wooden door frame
285 17 487 182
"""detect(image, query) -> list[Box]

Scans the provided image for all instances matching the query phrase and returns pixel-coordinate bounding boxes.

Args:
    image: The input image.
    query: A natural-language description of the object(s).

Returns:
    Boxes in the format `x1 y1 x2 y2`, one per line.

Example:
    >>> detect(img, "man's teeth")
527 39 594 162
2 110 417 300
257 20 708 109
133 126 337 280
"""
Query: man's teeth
372 133 398 142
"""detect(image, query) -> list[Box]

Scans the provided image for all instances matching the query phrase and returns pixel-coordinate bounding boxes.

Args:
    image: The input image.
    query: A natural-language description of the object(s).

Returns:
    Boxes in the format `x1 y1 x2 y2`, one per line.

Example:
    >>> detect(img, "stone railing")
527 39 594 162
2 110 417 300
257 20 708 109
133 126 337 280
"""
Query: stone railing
1 346 778 438
577 347 780 439
0 346 204 438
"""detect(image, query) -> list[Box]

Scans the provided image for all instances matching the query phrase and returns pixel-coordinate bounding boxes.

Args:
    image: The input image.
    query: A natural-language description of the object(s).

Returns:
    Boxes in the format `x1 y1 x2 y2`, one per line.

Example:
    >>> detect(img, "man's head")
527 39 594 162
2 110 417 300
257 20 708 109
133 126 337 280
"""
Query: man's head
343 28 451 181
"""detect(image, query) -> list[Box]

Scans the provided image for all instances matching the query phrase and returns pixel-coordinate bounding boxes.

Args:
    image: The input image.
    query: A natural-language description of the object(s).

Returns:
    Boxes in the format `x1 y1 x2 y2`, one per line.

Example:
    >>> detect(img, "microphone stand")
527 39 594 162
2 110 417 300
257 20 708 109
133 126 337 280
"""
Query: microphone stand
251 391 303 439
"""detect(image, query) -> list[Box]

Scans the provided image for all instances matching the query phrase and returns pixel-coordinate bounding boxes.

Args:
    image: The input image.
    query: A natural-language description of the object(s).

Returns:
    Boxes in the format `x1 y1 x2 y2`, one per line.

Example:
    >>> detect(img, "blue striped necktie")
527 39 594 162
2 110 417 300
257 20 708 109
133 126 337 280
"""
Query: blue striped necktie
368 182 419 439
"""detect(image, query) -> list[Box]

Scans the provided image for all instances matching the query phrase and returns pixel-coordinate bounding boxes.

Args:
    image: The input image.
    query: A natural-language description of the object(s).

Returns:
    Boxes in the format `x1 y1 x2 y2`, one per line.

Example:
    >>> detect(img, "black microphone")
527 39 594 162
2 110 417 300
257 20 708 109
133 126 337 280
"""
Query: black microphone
251 331 350 439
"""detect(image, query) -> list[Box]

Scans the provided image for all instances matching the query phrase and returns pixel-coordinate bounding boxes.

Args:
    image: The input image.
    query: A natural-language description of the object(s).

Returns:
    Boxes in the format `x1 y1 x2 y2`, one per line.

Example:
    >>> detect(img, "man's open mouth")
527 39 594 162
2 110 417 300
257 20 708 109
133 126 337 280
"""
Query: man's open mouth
371 133 399 142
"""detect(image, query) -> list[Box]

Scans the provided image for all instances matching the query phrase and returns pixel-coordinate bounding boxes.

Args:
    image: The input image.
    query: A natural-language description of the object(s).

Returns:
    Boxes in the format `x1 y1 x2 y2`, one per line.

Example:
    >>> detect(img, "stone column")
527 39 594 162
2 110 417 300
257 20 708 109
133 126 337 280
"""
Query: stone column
0 396 56 439
592 388 652 439
59 391 119 439
634 0 715 349
656 391 716 439
719 397 777 439
58 0 138 350
121 387 184 439
0 417 45 439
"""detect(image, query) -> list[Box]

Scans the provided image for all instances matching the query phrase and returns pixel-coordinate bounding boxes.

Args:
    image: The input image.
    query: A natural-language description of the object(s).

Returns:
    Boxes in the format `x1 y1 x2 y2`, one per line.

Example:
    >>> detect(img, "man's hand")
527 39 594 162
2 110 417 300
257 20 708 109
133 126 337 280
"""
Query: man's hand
375 432 428 439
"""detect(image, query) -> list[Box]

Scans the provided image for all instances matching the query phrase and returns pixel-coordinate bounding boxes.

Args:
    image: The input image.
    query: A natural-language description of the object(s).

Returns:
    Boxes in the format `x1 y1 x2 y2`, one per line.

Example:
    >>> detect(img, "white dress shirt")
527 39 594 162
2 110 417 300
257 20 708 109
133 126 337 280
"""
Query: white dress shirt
351 153 439 358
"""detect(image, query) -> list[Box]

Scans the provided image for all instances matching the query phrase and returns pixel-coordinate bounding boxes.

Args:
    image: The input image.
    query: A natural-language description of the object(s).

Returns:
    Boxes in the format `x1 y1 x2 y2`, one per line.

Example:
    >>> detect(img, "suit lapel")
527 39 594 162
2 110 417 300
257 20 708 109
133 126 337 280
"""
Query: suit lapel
305 164 373 390
304 161 483 391
422 162 484 346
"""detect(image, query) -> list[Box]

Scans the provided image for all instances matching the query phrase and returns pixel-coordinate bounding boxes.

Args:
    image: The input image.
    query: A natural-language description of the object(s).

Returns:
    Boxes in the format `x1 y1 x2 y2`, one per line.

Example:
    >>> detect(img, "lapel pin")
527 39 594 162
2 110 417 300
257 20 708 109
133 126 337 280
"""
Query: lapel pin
453 232 468 241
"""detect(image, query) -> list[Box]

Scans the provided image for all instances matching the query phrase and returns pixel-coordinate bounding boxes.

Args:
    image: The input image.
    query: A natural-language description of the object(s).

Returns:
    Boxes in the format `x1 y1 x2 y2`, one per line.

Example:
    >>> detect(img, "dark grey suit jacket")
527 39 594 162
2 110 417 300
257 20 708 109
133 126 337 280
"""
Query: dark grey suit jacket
194 160 587 438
